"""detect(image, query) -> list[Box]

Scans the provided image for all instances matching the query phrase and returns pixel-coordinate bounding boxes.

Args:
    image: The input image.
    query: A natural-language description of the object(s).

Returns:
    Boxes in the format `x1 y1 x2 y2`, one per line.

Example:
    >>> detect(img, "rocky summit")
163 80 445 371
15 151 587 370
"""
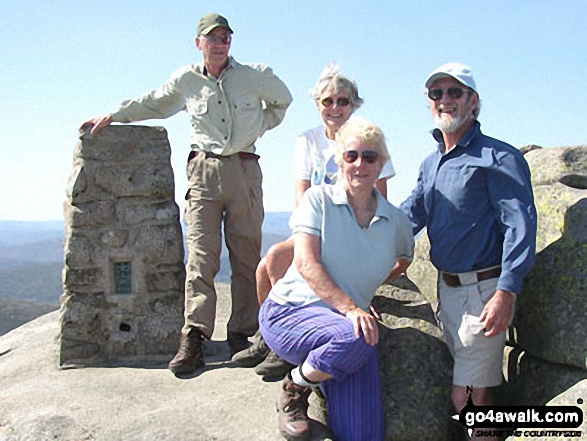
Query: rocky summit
0 311 297 441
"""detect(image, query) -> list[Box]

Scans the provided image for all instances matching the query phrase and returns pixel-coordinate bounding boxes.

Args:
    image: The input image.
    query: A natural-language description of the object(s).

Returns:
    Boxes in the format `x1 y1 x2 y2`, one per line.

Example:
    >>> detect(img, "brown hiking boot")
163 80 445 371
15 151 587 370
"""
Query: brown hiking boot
231 330 270 367
278 372 312 441
168 327 205 374
255 350 295 379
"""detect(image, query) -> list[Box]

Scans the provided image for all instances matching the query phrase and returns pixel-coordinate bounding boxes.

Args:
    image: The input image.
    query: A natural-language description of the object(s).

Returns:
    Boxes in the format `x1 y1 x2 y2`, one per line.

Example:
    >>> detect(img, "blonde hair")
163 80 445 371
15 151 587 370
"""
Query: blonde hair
334 117 390 165
308 62 364 111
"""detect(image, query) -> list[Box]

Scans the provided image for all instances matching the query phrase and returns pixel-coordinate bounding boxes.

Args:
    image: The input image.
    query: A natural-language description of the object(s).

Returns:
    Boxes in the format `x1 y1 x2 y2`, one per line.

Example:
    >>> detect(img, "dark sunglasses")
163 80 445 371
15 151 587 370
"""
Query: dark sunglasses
427 87 470 101
342 150 379 164
204 33 232 45
320 96 351 107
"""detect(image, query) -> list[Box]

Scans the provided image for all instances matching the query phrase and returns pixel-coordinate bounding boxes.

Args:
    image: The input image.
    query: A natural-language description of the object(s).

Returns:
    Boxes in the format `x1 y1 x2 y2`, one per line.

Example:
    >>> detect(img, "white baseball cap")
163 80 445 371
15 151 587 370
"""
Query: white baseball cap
424 62 477 93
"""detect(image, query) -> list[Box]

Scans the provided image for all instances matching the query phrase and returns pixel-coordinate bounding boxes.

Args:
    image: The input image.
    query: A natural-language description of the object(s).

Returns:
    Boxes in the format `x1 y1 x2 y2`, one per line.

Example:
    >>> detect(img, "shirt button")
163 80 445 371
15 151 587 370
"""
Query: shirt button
218 101 222 105
221 119 225 123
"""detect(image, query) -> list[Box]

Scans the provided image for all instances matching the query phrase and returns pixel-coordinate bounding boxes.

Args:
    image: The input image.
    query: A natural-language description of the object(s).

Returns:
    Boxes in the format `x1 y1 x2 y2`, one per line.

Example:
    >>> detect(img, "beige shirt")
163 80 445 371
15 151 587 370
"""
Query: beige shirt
109 57 292 155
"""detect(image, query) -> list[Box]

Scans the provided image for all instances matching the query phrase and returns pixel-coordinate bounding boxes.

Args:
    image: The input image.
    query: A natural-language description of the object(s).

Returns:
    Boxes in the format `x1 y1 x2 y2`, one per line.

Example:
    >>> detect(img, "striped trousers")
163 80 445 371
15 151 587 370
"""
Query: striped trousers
259 299 385 441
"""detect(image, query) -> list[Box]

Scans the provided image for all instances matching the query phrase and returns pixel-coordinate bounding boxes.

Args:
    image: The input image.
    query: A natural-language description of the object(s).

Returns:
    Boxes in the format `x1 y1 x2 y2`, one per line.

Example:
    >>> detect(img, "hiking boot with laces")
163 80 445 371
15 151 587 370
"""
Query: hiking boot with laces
255 350 295 379
168 327 205 374
231 330 270 367
278 372 312 440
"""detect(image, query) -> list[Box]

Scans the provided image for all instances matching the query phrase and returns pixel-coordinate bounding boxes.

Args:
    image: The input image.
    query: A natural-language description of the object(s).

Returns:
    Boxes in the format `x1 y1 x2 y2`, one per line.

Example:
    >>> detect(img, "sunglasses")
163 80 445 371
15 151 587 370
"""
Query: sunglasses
204 33 232 45
320 96 351 107
342 150 379 164
427 87 470 101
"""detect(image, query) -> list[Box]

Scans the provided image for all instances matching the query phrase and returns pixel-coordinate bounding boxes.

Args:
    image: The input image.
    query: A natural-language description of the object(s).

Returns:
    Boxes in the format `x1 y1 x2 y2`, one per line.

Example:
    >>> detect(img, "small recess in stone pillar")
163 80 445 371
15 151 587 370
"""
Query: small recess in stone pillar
114 261 132 295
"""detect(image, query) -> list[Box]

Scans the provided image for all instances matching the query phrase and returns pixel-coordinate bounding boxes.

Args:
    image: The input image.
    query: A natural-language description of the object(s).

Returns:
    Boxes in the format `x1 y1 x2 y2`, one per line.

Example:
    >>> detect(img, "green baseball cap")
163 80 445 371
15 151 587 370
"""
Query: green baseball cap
197 13 233 36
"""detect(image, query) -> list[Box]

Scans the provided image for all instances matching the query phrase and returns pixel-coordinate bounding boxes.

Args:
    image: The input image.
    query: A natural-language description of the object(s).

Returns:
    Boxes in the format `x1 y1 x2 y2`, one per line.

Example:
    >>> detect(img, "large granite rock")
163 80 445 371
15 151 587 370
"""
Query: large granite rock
506 379 587 441
514 145 587 372
523 145 587 252
515 198 587 371
404 231 437 308
507 351 587 407
0 310 288 441
524 145 587 188
373 276 459 441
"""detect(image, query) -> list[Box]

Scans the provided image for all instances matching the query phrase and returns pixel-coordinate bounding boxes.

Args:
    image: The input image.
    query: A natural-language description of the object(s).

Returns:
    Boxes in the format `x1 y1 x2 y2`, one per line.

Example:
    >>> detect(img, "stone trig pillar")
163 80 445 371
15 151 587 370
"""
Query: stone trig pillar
60 125 184 366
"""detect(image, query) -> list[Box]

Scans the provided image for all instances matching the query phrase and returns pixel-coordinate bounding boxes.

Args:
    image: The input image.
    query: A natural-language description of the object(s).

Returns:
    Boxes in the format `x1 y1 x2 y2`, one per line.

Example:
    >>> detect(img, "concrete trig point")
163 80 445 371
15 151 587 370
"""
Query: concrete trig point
60 125 184 366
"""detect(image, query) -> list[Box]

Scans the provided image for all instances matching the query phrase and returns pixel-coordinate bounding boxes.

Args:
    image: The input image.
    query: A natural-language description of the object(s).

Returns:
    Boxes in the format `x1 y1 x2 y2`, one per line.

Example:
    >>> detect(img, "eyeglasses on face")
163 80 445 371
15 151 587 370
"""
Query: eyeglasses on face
320 96 351 107
204 33 232 45
427 87 470 101
342 150 379 164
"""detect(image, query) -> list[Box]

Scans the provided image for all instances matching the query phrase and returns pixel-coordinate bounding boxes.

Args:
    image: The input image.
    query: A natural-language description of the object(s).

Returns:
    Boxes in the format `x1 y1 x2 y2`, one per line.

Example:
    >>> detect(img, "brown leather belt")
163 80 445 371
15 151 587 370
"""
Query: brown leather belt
441 267 501 287
188 151 260 162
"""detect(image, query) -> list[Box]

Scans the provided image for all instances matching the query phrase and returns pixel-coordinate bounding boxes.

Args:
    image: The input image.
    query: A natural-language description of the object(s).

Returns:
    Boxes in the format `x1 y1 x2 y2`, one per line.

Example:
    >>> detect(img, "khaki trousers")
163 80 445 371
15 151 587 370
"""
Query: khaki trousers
182 152 263 339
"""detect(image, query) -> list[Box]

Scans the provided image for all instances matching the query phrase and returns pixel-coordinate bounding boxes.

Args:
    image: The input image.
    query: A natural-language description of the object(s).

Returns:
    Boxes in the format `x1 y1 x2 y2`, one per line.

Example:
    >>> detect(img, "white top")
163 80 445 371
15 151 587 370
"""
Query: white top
293 126 396 186
268 183 414 311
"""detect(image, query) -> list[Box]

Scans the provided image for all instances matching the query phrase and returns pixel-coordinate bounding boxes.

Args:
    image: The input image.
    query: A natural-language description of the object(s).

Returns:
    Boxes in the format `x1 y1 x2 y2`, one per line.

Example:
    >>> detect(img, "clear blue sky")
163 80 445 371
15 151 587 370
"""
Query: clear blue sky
1 0 585 221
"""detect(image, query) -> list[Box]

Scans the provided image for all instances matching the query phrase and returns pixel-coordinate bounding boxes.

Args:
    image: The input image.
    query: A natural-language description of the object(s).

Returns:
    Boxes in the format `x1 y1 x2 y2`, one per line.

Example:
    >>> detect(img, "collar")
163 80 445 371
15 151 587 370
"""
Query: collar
331 182 390 220
197 56 236 78
431 121 482 154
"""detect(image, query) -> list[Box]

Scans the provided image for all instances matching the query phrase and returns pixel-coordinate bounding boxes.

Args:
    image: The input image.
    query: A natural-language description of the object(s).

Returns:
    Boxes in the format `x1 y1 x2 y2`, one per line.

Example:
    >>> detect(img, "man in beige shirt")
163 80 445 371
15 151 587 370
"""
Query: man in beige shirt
81 13 293 374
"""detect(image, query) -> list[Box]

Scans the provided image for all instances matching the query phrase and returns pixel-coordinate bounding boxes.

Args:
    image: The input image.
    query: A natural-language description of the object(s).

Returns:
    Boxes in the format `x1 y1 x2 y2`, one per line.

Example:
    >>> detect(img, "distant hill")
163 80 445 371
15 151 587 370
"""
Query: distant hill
0 213 291 305
0 221 64 268
0 221 65 306
0 297 57 336
0 262 63 305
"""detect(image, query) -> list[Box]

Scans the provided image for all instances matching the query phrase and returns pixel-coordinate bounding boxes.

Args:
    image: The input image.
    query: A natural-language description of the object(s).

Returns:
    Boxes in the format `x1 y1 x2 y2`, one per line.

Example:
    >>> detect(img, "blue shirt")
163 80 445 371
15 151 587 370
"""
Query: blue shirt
400 122 536 295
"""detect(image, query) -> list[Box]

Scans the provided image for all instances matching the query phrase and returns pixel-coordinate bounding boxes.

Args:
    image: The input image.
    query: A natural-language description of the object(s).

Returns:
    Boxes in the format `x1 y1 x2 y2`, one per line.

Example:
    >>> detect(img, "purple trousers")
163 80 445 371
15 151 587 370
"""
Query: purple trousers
259 299 385 441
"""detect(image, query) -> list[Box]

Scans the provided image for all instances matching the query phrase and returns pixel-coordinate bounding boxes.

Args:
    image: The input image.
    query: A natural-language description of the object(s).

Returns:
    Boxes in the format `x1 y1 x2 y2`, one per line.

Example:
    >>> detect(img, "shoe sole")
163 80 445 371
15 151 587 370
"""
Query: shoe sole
231 357 266 368
168 359 205 375
279 429 311 441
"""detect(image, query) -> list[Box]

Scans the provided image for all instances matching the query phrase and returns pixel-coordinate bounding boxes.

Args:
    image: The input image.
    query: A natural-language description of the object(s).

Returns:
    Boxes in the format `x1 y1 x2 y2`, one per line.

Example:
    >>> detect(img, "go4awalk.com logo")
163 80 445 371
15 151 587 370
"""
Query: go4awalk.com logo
453 387 584 439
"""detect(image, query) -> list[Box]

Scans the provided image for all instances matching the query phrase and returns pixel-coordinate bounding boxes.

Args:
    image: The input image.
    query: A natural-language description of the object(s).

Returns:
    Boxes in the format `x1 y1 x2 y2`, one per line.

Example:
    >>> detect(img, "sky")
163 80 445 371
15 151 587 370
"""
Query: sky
1 0 585 221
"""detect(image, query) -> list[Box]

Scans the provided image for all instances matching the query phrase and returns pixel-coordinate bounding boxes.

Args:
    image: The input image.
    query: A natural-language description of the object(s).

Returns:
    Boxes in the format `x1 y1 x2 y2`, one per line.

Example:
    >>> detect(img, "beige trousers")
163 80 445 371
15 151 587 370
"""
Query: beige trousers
182 152 263 339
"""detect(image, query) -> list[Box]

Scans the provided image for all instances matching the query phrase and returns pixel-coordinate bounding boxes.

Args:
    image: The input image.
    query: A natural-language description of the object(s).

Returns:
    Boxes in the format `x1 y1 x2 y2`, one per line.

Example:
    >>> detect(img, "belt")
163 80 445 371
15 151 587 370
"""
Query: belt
441 267 501 288
188 151 260 162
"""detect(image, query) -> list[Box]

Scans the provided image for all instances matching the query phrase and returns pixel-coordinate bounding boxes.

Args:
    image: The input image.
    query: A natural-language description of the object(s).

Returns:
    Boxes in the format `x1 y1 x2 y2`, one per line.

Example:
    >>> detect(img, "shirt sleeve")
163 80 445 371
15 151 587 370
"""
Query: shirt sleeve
289 186 323 237
109 71 185 123
258 66 293 134
380 157 396 180
399 164 428 236
394 210 416 262
293 133 313 182
487 151 537 295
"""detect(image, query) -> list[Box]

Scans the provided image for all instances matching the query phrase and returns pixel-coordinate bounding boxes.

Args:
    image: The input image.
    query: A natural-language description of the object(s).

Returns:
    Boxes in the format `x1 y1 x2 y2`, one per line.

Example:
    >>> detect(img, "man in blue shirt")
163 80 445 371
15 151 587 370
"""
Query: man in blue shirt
400 62 536 438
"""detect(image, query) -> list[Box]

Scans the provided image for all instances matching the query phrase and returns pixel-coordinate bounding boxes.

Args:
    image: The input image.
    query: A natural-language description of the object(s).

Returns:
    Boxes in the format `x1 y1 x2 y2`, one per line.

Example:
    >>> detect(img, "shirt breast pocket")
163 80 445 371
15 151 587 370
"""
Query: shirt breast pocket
233 95 260 114
185 97 208 115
